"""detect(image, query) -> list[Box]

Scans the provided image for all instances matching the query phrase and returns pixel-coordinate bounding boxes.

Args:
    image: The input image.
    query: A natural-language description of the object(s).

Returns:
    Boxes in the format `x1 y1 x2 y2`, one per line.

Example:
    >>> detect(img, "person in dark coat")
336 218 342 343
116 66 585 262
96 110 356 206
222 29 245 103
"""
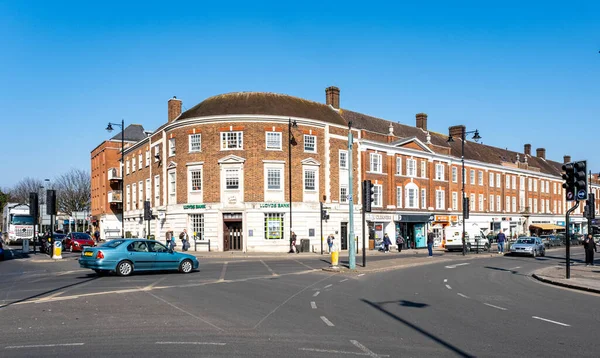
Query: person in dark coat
396 234 404 252
583 234 597 266
427 229 435 257
382 233 392 253
496 230 506 254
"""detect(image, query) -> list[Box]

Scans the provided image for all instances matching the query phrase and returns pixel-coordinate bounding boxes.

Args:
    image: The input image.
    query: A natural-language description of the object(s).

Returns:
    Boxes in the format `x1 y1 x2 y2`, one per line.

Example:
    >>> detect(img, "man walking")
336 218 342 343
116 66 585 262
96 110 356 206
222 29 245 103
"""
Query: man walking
497 230 506 254
327 234 334 253
427 229 435 257
583 233 597 266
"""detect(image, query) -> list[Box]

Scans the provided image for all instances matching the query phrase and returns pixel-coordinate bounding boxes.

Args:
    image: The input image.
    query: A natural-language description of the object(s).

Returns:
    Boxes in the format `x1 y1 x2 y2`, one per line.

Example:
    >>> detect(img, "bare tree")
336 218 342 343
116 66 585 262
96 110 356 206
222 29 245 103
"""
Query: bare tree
6 177 44 204
54 169 91 216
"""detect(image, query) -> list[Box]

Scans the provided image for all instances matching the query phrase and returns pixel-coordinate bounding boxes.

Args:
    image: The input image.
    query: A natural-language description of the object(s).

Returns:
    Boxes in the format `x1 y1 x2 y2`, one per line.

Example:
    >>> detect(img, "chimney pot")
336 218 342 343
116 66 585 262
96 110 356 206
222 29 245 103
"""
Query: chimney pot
536 148 546 160
325 86 340 109
524 144 531 156
416 113 428 131
563 155 571 164
168 96 182 122
448 125 465 139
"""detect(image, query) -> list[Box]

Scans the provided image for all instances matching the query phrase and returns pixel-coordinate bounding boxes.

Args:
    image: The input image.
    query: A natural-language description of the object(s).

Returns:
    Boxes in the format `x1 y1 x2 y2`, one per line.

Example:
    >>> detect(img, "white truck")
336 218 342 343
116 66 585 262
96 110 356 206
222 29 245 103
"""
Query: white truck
444 226 490 252
2 203 35 245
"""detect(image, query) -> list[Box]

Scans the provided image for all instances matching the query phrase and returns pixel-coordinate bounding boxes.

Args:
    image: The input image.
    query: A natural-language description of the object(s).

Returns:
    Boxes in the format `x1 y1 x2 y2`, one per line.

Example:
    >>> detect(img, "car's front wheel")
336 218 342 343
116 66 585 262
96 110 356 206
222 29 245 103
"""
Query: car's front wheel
532 249 537 258
116 260 133 276
179 259 193 273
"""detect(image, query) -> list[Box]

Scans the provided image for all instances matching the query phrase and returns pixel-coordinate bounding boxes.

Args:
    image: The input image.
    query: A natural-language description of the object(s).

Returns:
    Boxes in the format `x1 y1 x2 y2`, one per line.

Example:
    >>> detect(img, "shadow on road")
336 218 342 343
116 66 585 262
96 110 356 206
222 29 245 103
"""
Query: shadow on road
361 298 474 358
0 276 100 309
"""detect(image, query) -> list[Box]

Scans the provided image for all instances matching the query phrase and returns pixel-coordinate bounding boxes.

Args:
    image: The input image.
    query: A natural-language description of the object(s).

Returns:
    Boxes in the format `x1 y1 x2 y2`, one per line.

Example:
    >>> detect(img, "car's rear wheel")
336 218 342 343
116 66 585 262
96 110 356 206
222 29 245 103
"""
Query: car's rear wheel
179 259 193 273
117 260 133 276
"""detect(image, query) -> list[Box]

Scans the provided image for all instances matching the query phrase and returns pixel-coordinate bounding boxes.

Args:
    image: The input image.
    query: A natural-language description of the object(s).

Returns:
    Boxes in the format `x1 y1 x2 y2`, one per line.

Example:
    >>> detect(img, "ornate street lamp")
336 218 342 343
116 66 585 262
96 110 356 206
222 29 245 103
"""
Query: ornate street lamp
106 119 125 238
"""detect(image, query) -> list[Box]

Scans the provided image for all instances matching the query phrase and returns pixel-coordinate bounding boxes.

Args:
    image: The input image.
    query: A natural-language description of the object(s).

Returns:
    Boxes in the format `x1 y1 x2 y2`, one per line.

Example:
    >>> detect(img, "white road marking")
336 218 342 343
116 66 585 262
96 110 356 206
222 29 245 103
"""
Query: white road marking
260 260 278 276
299 348 389 356
313 291 320 297
350 340 381 358
57 269 89 276
532 316 570 327
324 284 333 289
143 291 224 331
5 343 84 349
357 274 365 277
143 277 168 291
311 301 317 309
219 262 228 281
339 278 348 282
294 259 315 270
445 284 452 290
443 279 448 283
320 316 335 326
155 342 226 345
445 263 470 269
508 266 521 270
484 303 507 311
457 293 470 299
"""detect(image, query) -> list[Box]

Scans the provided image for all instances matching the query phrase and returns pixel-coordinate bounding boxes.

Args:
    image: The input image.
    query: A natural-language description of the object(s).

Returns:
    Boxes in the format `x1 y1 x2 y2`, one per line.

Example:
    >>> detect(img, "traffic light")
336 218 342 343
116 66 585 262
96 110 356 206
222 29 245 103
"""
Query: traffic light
46 190 56 215
586 193 595 219
363 180 375 212
29 192 39 220
562 162 575 202
321 209 329 221
463 197 470 219
144 200 152 221
573 161 587 201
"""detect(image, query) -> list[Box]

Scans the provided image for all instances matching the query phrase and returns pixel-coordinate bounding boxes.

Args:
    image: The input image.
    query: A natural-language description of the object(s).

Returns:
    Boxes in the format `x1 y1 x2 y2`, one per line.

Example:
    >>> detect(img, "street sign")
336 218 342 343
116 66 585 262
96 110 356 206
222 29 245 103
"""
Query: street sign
347 195 353 201
577 189 586 200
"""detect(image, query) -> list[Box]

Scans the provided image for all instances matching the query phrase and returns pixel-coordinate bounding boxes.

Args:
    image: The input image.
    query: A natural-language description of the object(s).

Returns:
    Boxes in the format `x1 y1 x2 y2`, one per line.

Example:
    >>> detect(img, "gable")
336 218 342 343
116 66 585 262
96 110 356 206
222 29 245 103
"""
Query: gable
392 137 435 154
218 154 246 164
301 157 321 166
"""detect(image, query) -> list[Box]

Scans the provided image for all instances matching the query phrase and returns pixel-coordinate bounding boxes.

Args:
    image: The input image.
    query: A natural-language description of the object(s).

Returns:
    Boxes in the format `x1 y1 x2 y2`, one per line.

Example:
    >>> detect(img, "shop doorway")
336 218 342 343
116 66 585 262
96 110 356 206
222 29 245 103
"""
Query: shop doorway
340 222 348 250
397 222 427 249
223 213 243 251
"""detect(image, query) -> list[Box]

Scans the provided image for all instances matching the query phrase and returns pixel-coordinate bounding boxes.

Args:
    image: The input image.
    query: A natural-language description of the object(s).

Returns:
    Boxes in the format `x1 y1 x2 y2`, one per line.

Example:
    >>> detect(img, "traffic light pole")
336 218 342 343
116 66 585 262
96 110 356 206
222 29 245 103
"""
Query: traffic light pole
347 122 356 270
565 200 580 279
320 201 323 255
362 203 366 267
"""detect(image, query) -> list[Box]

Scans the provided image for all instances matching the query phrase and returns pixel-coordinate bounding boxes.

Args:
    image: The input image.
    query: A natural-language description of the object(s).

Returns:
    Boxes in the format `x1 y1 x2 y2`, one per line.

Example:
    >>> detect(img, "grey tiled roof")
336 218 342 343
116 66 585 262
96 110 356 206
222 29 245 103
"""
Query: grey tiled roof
111 124 147 142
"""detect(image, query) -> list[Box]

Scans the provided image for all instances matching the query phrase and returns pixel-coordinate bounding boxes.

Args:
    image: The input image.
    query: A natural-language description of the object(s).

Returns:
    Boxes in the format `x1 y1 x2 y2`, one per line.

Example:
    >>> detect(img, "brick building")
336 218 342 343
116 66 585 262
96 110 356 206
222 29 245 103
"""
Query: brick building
116 87 600 252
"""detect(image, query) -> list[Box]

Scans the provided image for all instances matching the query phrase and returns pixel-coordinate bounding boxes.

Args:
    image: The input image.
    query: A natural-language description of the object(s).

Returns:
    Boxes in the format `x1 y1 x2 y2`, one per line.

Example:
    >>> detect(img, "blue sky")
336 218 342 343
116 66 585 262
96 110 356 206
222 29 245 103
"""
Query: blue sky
1 0 599 188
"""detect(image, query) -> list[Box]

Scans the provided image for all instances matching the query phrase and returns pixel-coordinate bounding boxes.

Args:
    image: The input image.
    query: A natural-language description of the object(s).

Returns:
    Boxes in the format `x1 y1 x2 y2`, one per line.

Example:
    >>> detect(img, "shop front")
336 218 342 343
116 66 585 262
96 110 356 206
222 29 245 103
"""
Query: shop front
366 213 395 250
395 214 434 249
431 215 458 247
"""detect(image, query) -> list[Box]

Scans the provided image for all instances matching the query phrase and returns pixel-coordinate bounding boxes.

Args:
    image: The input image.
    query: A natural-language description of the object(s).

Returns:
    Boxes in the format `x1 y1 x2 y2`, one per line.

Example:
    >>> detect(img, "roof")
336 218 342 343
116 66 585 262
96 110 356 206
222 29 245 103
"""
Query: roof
178 92 347 126
340 109 563 176
111 124 147 142
530 223 564 230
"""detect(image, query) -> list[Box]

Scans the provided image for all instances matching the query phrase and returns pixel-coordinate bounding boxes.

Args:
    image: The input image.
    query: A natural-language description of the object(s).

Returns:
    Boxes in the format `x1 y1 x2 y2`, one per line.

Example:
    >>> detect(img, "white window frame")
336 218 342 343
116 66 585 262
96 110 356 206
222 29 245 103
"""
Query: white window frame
407 159 416 177
126 160 130 175
478 194 484 211
154 175 160 206
452 192 458 210
435 164 444 181
405 184 418 209
436 190 445 210
421 188 427 209
370 153 382 173
452 167 457 183
132 157 136 172
138 154 142 169
470 194 475 210
169 138 176 156
303 134 316 153
340 185 348 203
265 132 282 150
420 160 426 178
138 180 144 208
396 186 402 208
374 184 383 207
154 145 160 162
470 170 475 185
266 168 282 190
512 175 516 190
220 131 243 150
496 173 501 188
512 197 516 213
506 196 510 212
126 185 131 211
145 178 151 201
168 170 176 205
189 133 202 153
145 151 150 167
497 195 501 212
396 157 402 175
478 171 483 186
506 175 510 189
304 169 316 191
190 214 205 241
225 169 240 190
189 168 203 192
339 150 348 170
132 183 137 210
533 179 537 192
489 194 494 211
489 172 494 187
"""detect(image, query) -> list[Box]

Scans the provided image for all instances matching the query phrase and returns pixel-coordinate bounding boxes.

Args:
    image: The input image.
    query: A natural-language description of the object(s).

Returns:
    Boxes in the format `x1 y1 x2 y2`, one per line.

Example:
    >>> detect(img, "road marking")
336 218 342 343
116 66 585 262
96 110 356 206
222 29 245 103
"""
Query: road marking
260 260 278 276
320 316 335 326
57 269 89 276
457 293 470 299
445 284 452 290
443 279 448 283
324 284 333 289
313 291 320 297
219 262 228 281
484 303 507 311
144 277 168 291
351 340 382 358
532 316 570 327
311 301 317 309
508 266 521 270
357 274 365 277
294 259 315 270
299 348 389 357
445 263 470 269
339 278 348 282
143 291 224 331
5 343 84 349
155 342 226 346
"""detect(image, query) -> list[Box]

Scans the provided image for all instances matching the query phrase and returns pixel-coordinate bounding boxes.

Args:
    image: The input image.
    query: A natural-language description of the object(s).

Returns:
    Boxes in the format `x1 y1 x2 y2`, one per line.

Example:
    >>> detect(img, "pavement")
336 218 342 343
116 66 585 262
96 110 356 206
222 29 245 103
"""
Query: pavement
532 261 600 294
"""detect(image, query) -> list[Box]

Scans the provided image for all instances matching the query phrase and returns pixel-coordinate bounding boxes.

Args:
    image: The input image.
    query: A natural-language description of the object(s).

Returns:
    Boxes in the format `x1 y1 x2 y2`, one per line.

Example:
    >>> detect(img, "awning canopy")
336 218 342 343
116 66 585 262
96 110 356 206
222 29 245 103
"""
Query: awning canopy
529 223 564 231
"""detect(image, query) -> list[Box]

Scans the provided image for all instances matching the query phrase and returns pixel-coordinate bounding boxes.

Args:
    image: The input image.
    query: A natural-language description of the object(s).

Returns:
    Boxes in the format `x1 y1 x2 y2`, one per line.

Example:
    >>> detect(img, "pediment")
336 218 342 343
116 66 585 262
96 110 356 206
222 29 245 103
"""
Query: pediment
392 137 435 154
301 157 321 166
218 154 246 164
167 161 177 169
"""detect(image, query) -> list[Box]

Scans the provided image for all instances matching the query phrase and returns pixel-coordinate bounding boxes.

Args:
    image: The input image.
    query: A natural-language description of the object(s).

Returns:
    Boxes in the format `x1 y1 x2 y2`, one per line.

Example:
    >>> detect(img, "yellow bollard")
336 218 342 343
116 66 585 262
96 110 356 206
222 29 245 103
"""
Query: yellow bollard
53 240 63 260
330 244 339 267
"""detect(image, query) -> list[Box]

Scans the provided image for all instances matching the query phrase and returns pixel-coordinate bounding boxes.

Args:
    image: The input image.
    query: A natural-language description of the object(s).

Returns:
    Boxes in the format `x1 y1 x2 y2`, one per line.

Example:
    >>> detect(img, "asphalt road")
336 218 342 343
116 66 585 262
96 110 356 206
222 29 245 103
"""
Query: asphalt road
0 246 598 357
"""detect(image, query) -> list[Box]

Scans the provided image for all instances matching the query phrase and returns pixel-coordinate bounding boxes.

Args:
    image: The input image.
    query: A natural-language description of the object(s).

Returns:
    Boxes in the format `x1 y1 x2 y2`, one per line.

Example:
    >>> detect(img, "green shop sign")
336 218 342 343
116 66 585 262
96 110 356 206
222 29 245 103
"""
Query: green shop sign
259 203 290 208
183 204 206 209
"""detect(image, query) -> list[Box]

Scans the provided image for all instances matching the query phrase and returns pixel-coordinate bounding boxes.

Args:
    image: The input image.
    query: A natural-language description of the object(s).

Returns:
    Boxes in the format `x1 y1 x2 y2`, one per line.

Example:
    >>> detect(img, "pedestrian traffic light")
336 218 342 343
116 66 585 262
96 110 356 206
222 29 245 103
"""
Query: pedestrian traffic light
144 200 152 221
321 209 329 221
363 180 375 212
573 160 587 201
562 162 575 202
463 197 469 219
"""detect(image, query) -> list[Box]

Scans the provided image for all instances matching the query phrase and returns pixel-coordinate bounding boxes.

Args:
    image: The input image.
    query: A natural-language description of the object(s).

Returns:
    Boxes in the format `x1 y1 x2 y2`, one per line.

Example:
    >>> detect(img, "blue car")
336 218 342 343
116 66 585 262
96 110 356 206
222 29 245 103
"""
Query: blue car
79 239 199 276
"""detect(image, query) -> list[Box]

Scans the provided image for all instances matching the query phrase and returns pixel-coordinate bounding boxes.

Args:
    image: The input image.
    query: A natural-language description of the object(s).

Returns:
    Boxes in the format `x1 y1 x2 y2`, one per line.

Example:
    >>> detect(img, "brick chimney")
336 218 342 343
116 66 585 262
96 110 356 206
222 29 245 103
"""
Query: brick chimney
563 155 571 164
536 148 546 160
449 125 465 139
168 96 182 122
524 144 531 156
416 113 428 131
325 86 340 109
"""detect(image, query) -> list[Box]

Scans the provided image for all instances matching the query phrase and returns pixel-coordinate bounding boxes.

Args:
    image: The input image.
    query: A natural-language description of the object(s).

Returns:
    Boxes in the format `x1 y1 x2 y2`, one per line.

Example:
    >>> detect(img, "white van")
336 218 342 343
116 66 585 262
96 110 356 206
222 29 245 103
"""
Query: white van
444 226 490 252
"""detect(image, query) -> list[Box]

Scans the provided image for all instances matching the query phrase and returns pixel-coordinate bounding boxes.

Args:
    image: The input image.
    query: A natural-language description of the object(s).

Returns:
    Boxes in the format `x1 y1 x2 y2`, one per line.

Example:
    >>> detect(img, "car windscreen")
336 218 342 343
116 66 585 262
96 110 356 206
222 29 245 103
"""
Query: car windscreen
73 233 91 240
516 239 535 244
11 215 34 225
101 240 126 248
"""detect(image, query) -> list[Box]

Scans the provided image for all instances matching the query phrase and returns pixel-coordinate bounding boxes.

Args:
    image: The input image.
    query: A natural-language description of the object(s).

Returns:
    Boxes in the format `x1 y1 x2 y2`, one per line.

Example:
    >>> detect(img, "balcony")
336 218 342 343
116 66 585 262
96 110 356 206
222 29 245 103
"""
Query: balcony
108 168 122 181
108 190 123 203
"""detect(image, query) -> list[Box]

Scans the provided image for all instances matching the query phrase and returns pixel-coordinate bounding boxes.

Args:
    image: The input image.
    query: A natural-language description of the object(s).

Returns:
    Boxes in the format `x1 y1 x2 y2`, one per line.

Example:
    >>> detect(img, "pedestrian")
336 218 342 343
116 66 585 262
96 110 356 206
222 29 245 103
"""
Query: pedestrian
327 234 334 253
396 234 404 252
427 229 435 257
290 231 299 254
179 229 189 251
382 233 392 253
93 230 100 244
496 230 506 254
583 233 597 266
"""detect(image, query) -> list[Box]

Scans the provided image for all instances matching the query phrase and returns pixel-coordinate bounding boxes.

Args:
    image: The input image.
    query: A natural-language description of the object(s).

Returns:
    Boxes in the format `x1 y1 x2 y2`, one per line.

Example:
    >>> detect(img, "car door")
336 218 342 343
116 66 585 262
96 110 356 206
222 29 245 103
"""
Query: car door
125 241 155 270
148 241 179 270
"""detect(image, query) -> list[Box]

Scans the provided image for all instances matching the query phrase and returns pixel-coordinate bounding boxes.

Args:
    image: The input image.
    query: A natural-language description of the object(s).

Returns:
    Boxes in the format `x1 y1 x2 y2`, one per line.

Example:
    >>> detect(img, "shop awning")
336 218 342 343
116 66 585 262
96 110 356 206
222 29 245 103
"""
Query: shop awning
529 223 564 231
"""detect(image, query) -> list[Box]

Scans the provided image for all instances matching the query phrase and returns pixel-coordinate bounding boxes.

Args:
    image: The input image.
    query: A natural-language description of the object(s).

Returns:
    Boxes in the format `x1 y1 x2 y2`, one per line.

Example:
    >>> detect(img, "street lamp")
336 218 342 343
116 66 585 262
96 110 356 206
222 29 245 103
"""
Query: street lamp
288 118 298 253
447 128 481 256
106 119 125 238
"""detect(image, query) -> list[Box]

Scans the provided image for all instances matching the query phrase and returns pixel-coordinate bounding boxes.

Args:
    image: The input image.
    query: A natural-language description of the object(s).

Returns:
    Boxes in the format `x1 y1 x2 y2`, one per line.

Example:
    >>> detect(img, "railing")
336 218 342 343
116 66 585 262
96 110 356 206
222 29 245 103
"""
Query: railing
108 168 122 181
108 190 123 203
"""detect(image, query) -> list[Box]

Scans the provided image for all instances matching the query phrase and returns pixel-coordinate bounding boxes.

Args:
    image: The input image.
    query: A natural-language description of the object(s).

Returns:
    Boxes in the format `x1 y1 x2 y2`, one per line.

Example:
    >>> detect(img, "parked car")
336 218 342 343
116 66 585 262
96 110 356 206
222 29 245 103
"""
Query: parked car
557 233 578 246
39 233 66 254
509 237 545 257
63 232 95 252
593 235 600 244
79 239 199 276
539 235 562 248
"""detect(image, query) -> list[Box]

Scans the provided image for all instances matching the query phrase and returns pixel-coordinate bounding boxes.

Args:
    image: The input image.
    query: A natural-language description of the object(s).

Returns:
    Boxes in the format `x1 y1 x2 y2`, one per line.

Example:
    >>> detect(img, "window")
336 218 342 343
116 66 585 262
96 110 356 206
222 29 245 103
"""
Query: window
169 138 176 156
190 169 202 191
139 181 143 208
370 153 382 173
512 197 516 212
478 171 483 186
470 194 475 210
168 171 176 204
265 132 281 150
340 186 348 203
506 196 510 212
546 199 549 213
138 154 142 169
189 134 202 152
496 173 501 188
126 160 130 175
520 177 525 190
267 168 281 190
145 151 150 167
304 134 316 153
541 198 546 213
512 176 516 190
420 160 426 178
489 195 494 211
225 169 239 189
396 187 402 208
405 185 418 209
265 213 284 239
520 195 525 212
154 175 160 206
221 131 243 150
339 151 348 170
533 198 538 213
132 183 137 209
478 194 484 211
470 170 475 185
533 179 537 192
154 146 160 162
304 170 316 191
126 185 131 211
528 178 532 191
559 200 562 214
489 172 494 187
553 200 557 214
506 175 510 189
436 190 445 210
528 197 533 211
374 185 383 207
396 157 402 175
407 159 416 177
421 189 427 209
452 167 457 183
145 179 151 201
452 192 458 210
132 157 137 172
190 214 205 240
553 182 557 194
435 164 444 180
497 195 501 212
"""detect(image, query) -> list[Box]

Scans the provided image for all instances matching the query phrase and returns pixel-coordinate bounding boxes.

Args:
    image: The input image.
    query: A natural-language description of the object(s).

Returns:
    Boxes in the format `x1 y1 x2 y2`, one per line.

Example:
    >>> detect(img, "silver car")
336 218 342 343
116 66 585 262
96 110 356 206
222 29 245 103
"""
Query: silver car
509 237 545 257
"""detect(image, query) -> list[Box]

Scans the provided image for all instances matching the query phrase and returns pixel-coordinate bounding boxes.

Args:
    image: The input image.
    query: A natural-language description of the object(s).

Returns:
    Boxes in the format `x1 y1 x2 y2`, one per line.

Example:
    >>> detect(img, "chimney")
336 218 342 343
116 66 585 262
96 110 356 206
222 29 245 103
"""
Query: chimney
325 86 340 109
524 144 531 156
563 155 571 164
448 125 465 139
416 113 428 131
168 96 182 122
536 148 546 160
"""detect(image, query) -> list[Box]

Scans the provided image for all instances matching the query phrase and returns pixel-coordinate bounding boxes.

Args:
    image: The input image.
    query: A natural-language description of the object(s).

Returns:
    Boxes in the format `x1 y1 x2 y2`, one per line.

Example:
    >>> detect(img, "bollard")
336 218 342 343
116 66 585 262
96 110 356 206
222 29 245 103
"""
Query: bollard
330 244 339 268
52 240 63 260
22 239 30 254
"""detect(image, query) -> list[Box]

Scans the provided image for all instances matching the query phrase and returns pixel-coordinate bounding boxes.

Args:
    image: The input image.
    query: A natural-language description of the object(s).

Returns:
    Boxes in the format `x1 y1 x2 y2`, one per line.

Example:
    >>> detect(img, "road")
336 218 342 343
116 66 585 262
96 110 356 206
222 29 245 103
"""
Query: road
0 246 598 357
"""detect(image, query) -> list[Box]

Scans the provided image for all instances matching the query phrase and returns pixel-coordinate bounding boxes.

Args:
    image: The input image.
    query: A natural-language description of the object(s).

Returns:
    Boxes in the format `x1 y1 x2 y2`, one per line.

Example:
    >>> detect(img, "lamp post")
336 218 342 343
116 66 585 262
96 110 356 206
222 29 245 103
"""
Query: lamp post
288 118 298 252
447 127 481 256
106 119 125 238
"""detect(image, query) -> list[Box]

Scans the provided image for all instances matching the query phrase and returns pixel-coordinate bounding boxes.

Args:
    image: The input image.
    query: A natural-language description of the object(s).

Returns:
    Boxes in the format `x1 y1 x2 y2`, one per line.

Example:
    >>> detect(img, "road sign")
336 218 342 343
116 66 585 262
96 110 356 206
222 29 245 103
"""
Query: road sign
567 190 574 200
577 189 586 200
347 195 353 201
